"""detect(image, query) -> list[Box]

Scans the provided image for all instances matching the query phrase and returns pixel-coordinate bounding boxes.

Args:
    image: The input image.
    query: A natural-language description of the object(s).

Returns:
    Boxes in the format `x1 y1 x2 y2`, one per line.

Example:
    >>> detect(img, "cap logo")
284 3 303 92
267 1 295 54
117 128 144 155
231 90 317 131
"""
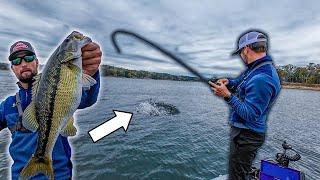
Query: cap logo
12 42 28 52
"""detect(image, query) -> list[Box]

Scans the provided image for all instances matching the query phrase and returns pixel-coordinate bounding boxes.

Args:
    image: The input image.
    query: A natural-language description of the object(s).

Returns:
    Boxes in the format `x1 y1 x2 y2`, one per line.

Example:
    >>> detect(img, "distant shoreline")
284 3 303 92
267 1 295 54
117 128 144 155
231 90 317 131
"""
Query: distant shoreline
1 63 320 91
281 82 320 91
106 77 320 91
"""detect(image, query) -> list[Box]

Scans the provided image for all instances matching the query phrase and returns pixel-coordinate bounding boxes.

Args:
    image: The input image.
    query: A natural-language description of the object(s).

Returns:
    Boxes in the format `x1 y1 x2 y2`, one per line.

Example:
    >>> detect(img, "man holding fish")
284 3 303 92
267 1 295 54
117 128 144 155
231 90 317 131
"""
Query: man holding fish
0 31 102 179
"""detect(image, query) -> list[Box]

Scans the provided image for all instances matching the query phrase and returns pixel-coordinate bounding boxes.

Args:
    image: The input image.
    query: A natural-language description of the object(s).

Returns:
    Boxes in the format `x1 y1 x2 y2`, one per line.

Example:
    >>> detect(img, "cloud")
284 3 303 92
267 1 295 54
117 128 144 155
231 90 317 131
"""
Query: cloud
0 0 319 75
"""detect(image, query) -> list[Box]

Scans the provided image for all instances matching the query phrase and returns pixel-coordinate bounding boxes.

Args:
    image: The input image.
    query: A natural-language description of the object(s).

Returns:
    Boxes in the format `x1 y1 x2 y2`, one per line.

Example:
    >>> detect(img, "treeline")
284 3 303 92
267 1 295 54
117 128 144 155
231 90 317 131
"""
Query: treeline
277 63 320 84
99 63 320 84
1 62 319 84
100 65 199 81
0 62 198 81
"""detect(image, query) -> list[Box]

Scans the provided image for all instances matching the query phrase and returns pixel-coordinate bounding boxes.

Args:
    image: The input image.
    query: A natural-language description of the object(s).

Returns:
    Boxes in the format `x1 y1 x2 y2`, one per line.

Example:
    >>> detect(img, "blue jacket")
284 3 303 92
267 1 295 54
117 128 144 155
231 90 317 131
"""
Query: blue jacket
226 55 281 133
0 71 100 180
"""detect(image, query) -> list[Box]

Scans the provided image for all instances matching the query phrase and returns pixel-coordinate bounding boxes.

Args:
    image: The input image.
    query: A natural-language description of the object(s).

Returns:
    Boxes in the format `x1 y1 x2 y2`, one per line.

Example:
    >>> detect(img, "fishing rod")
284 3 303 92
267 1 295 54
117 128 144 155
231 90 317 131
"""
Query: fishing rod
110 29 213 89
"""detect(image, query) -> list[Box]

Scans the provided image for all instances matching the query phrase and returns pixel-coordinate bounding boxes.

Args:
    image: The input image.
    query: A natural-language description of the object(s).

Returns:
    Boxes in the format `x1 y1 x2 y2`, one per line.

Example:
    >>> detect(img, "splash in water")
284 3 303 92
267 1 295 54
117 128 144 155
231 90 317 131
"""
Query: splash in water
136 99 180 116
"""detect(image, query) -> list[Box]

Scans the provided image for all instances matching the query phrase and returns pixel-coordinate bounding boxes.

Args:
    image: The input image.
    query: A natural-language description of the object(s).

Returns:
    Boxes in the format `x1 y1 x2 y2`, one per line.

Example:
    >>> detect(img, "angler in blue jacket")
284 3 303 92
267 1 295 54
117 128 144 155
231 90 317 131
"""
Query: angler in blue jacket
210 30 281 180
0 40 102 179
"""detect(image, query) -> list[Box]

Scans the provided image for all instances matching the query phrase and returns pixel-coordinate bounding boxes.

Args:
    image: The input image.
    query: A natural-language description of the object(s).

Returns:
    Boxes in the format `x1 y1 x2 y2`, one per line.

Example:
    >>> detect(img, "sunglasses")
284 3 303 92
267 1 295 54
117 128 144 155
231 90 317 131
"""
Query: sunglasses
11 55 36 66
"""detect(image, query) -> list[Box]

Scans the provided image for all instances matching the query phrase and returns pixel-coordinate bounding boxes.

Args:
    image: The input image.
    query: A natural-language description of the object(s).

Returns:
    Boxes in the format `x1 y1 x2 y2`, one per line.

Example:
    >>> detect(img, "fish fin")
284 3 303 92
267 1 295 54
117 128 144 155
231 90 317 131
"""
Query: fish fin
31 73 42 101
82 73 97 90
60 117 77 137
20 156 54 180
22 101 38 132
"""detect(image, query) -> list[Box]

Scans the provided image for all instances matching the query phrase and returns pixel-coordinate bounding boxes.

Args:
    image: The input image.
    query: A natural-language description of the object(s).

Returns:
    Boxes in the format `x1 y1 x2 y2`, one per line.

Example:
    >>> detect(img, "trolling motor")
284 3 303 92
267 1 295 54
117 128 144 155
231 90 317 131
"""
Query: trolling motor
275 141 301 167
258 141 305 180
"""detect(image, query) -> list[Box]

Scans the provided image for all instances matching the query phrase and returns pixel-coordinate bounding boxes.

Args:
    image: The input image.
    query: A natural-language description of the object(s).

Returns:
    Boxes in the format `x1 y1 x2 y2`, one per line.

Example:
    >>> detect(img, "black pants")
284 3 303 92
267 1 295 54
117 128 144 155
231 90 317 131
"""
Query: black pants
228 127 265 180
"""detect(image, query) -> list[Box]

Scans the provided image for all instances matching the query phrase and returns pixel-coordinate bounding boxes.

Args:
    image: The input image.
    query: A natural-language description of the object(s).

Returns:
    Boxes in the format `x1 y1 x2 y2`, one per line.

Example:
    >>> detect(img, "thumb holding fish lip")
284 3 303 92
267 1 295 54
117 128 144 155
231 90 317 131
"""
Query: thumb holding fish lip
82 42 102 76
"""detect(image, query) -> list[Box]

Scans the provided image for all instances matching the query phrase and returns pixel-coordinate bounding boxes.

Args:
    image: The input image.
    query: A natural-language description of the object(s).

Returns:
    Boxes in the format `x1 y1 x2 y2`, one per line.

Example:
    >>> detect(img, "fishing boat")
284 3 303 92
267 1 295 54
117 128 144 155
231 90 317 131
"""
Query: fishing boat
213 141 305 180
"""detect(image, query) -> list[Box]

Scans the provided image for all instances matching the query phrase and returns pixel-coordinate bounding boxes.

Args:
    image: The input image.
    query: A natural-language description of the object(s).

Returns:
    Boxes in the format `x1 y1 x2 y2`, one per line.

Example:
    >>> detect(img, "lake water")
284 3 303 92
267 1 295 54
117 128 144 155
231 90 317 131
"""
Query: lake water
0 71 319 179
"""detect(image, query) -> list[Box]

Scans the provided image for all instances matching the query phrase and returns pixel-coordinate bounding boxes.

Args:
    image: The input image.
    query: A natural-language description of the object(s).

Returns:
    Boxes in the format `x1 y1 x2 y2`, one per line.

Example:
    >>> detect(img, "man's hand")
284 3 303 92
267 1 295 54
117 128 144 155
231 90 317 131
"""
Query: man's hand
82 42 102 76
209 81 231 98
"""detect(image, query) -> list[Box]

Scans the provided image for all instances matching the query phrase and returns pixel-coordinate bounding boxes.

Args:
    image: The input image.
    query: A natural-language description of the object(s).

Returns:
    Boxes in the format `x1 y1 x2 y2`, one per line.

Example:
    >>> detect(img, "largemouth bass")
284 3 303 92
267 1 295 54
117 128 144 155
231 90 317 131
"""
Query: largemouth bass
20 31 96 179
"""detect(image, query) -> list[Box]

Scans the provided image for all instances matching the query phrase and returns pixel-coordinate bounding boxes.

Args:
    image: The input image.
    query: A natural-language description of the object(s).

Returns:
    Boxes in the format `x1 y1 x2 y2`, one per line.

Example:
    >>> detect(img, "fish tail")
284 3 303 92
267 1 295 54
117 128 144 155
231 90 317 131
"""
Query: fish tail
20 156 54 180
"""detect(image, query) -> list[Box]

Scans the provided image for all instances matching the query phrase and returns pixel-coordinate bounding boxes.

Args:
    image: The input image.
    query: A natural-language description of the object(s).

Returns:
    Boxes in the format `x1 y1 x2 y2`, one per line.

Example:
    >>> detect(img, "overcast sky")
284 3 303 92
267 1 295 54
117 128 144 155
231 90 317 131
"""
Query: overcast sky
0 0 319 76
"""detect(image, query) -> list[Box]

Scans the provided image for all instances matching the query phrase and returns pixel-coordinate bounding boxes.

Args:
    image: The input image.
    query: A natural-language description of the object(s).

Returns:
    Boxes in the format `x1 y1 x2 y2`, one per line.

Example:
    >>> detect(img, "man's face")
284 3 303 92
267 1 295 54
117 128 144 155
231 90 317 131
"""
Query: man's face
10 52 38 83
240 47 249 64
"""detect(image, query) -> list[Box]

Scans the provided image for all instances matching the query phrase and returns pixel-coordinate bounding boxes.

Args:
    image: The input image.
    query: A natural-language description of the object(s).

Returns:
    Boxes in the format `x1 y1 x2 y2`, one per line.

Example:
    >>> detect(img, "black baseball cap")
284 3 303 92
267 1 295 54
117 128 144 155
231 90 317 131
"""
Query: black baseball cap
8 41 36 60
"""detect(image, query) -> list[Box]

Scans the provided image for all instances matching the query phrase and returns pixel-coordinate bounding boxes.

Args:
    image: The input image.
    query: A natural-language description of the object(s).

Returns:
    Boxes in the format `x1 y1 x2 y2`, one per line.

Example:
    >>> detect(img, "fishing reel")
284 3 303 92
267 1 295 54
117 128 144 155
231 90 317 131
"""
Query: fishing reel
275 141 301 167
209 78 221 85
209 78 237 93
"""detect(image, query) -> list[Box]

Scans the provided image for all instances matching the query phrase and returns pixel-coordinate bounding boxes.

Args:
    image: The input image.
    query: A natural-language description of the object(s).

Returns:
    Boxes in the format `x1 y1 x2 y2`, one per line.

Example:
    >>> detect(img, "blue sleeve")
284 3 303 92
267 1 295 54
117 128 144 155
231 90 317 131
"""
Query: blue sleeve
227 69 248 89
227 77 241 89
78 71 101 109
0 101 7 131
226 75 274 122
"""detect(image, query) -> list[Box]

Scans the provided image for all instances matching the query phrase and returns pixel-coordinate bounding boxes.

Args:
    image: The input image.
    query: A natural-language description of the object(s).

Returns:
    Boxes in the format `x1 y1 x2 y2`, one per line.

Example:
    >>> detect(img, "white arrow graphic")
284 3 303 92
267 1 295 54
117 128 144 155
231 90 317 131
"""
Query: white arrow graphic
88 110 133 143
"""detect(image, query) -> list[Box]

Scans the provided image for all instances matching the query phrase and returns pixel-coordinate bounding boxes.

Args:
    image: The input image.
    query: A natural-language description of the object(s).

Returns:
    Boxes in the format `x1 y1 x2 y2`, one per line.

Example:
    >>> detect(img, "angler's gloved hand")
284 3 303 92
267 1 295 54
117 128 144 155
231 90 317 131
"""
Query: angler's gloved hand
81 42 102 76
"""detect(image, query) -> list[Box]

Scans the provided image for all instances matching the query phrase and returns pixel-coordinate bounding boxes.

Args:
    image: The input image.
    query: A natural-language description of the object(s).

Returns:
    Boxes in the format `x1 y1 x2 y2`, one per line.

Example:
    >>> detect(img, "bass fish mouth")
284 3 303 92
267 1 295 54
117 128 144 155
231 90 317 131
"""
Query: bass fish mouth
70 31 90 41
71 31 84 39
74 34 86 40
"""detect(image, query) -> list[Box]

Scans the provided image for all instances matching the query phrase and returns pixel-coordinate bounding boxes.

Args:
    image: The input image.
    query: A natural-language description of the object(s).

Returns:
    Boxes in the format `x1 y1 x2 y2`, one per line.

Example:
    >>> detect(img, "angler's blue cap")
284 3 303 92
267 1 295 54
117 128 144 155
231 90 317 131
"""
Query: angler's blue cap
231 31 267 56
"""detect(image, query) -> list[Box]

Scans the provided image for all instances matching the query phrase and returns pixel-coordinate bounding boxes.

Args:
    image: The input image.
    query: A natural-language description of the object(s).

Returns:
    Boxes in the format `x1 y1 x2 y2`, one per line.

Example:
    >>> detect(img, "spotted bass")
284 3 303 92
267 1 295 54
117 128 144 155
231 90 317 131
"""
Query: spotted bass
20 31 96 179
